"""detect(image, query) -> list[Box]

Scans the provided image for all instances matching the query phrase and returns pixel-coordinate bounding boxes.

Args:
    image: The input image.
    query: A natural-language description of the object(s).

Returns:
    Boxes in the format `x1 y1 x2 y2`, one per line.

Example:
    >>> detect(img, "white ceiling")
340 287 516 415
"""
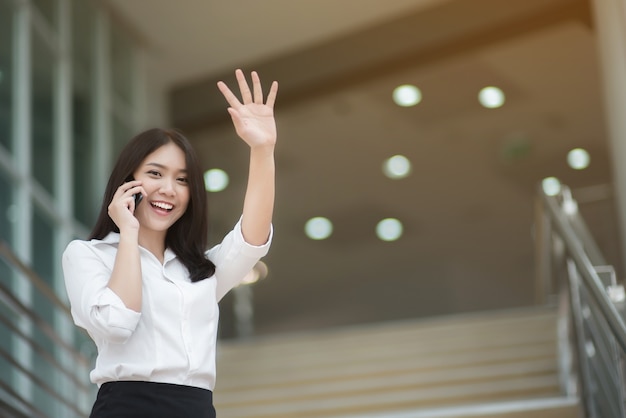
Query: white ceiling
105 0 618 337
109 0 442 87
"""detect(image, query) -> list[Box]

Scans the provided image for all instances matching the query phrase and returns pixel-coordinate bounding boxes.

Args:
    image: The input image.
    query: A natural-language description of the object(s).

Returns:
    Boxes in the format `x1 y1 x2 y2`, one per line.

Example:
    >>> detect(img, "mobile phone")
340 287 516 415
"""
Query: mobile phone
134 193 143 207
126 175 143 207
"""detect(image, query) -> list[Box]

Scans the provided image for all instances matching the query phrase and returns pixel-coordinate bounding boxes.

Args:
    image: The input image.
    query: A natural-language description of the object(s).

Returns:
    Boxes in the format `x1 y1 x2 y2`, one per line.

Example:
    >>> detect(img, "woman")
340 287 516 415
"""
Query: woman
62 69 278 417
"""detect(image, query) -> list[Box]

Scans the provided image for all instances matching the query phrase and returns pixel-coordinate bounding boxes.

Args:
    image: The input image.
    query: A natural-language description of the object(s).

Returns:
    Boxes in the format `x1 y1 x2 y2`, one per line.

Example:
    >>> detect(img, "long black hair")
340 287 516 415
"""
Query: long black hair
89 128 215 282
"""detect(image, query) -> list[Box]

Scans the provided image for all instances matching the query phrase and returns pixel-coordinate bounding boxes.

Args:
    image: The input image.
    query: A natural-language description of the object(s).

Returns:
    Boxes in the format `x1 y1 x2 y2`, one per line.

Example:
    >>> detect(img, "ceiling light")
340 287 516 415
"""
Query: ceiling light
305 217 333 240
204 168 229 192
478 86 505 109
542 177 561 196
383 155 412 179
376 218 403 241
392 84 422 107
567 148 590 170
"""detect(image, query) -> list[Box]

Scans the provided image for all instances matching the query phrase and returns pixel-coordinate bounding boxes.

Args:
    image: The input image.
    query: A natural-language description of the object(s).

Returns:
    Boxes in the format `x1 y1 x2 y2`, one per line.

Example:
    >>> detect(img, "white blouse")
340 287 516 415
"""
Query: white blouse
62 218 271 391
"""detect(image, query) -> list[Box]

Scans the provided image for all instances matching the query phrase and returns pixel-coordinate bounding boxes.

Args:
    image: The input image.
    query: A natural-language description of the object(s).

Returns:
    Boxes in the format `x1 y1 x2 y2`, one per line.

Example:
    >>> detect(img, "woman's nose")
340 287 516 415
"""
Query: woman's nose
159 178 176 195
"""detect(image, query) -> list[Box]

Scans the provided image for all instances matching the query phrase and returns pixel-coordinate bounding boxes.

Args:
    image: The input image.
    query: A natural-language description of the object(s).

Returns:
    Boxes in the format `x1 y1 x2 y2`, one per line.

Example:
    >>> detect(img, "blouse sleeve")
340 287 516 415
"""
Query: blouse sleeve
62 240 142 344
207 216 272 302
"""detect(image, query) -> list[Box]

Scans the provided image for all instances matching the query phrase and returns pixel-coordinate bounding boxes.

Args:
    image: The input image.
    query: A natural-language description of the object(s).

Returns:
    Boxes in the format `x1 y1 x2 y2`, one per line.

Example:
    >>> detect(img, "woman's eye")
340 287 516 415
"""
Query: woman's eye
177 177 189 183
148 170 161 176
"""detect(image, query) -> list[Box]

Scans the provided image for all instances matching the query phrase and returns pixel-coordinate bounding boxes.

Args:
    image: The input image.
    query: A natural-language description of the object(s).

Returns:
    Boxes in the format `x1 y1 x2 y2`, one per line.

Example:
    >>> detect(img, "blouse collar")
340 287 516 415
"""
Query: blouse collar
96 232 177 263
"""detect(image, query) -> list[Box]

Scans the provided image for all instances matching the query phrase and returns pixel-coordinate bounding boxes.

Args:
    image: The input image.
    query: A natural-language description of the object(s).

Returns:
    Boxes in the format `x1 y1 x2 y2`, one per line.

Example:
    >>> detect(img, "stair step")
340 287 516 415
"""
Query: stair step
216 358 557 403
217 342 556 389
214 375 562 417
218 327 556 372
335 397 581 418
214 307 567 418
218 307 557 360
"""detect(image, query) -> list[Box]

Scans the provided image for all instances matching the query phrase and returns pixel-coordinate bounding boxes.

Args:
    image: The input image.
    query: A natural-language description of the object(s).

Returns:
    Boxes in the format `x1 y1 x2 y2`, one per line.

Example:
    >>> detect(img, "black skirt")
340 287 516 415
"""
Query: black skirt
90 381 216 418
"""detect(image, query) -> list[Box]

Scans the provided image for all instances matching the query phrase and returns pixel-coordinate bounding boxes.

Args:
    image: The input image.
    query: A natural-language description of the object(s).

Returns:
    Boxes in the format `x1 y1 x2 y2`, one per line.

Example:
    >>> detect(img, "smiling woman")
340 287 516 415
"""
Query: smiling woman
88 128 212 284
61 70 279 418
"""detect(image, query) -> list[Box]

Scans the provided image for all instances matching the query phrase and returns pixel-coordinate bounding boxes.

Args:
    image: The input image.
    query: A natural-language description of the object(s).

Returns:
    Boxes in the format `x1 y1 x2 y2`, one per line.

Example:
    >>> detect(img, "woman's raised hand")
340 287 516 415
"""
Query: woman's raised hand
217 69 278 149
108 180 144 233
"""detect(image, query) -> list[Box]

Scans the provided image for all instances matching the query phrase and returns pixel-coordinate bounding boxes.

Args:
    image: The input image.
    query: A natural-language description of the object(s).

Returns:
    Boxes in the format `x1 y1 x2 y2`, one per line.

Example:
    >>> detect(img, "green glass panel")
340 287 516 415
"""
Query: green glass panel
0 0 12 152
0 170 12 244
31 205 55 328
111 26 133 105
32 32 55 195
111 114 132 168
72 0 96 226
0 171 13 287
71 0 94 73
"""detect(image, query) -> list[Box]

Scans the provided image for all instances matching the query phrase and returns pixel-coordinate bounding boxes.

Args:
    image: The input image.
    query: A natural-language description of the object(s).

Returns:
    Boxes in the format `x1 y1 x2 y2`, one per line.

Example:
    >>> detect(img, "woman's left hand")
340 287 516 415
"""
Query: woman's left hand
217 69 278 149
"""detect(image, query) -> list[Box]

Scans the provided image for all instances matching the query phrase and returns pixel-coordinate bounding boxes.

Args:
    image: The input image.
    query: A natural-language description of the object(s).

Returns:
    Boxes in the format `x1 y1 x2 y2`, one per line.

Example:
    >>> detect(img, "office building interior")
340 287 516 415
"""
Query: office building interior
1 0 626 416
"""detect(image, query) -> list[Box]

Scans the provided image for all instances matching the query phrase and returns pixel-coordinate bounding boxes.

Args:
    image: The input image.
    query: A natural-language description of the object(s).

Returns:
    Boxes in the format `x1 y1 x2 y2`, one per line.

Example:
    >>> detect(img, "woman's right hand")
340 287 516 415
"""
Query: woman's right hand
108 180 144 233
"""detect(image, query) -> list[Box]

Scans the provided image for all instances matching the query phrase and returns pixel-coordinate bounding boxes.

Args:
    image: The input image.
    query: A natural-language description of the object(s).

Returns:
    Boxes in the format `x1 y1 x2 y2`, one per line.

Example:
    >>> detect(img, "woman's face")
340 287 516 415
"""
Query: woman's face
132 142 190 235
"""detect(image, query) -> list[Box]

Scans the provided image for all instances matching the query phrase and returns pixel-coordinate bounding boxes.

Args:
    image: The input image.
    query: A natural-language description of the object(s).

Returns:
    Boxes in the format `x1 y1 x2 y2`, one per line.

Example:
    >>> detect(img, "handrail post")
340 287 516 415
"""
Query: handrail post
567 260 599 418
605 279 626 413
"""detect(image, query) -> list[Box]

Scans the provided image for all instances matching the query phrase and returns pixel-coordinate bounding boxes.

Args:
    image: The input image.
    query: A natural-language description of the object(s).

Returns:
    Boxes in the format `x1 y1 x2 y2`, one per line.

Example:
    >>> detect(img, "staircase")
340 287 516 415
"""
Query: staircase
213 306 582 418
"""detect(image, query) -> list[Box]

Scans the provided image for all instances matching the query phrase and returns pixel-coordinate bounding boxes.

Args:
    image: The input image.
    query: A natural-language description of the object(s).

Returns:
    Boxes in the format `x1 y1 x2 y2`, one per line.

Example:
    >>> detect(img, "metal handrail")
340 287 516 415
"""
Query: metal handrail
0 241 71 316
537 183 626 418
0 309 89 390
0 345 86 416
0 398 33 418
0 240 93 417
0 278 88 366
0 380 48 418
0 241 89 365
540 190 626 350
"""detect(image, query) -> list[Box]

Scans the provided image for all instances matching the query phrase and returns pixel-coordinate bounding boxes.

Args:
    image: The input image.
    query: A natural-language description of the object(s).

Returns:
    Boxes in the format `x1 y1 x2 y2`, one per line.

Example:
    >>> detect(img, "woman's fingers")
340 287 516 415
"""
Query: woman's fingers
113 182 144 212
251 71 263 104
217 81 242 108
218 70 278 107
115 181 142 197
265 81 279 108
235 69 253 104
107 181 143 231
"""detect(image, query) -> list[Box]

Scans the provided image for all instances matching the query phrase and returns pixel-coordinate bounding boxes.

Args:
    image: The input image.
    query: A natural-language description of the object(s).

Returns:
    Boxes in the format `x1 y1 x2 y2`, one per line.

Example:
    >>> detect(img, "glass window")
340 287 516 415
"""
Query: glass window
0 170 12 247
0 170 12 294
0 0 12 152
31 204 55 320
32 32 56 195
0 356 20 412
31 208 82 415
0 305 17 354
0 260 17 374
111 26 133 105
112 114 132 167
71 0 94 73
30 205 56 410
73 86 96 226
72 0 96 227
0 248 12 289
31 335 57 414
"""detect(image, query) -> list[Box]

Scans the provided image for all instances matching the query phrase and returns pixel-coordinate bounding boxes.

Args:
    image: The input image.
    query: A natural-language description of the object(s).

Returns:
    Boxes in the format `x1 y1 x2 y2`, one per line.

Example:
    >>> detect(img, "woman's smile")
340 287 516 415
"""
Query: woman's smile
150 200 175 213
